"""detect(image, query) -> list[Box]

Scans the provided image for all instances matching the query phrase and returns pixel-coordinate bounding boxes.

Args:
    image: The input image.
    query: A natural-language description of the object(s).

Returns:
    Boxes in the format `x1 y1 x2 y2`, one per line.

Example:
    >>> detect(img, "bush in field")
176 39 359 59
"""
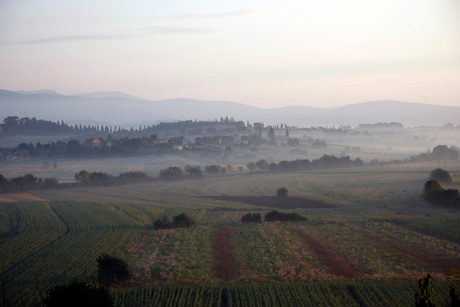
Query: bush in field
153 216 172 230
287 138 300 147
118 171 147 182
255 159 269 170
247 162 256 170
185 165 203 178
173 213 194 228
42 178 59 189
429 168 452 183
241 213 262 223
424 180 442 197
96 254 132 287
88 172 113 185
159 166 184 180
44 279 113 307
153 213 194 229
75 170 89 182
276 187 288 197
205 164 222 175
424 180 460 207
74 170 113 185
264 210 307 222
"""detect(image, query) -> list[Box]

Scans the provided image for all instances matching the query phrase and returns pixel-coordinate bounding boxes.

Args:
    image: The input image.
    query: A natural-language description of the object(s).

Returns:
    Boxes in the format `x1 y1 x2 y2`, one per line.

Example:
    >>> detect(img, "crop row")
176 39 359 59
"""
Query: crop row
1 200 458 305
0 202 143 306
129 218 459 283
0 203 67 273
234 223 325 281
111 280 452 306
129 226 214 283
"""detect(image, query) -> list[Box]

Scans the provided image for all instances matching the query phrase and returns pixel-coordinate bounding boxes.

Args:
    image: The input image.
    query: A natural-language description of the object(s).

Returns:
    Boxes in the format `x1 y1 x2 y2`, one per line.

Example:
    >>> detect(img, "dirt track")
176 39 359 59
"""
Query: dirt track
288 226 363 278
0 192 49 202
214 226 236 280
355 229 459 274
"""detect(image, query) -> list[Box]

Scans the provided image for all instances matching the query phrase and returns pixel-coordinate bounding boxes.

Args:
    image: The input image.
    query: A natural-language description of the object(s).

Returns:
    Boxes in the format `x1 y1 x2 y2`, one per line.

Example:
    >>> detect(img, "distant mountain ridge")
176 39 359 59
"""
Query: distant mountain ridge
0 89 458 127
74 91 143 100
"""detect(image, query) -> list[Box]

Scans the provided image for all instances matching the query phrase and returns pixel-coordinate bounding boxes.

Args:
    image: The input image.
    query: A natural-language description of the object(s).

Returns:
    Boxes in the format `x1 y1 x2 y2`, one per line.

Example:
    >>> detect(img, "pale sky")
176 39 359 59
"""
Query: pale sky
1 0 459 108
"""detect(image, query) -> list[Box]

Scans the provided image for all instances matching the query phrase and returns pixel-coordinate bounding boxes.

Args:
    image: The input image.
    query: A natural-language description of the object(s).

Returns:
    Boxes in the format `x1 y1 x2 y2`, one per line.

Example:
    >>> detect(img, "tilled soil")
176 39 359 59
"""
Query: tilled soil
214 226 236 280
288 226 363 278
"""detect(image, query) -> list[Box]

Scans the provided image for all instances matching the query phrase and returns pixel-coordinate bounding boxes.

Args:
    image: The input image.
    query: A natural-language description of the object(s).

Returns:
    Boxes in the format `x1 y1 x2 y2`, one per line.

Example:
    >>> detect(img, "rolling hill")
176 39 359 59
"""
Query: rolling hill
0 89 458 127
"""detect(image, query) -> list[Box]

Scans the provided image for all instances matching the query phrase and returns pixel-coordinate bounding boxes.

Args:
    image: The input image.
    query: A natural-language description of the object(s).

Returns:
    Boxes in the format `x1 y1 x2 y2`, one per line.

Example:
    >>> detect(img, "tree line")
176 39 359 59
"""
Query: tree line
0 154 368 194
0 171 150 194
153 213 194 230
410 145 459 163
0 116 250 138
247 154 364 172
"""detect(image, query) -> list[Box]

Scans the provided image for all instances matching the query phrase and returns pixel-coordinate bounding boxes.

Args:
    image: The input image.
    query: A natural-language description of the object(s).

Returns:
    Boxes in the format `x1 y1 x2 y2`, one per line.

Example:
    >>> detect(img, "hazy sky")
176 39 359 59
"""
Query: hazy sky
1 0 459 108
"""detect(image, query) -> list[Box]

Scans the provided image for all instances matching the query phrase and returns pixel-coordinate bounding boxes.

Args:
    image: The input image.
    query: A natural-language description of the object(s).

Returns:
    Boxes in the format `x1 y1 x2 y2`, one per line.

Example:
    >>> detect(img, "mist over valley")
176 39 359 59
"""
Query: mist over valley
2 89 459 128
1 0 460 304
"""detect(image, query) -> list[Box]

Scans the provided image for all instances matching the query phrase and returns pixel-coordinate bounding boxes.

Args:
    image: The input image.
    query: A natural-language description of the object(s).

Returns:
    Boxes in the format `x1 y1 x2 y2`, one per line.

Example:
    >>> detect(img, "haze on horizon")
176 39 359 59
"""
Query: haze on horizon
1 0 459 109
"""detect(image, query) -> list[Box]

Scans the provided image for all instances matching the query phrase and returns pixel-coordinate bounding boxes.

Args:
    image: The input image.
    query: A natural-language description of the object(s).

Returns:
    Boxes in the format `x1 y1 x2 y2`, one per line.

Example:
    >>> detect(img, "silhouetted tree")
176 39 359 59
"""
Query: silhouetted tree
159 167 184 180
424 180 442 198
173 213 194 228
287 138 299 147
276 187 288 197
88 172 113 185
255 159 269 170
153 216 172 230
44 279 113 307
430 168 452 183
154 213 194 229
267 127 275 143
424 179 459 207
205 165 221 175
12 174 37 192
75 170 89 182
264 210 306 222
185 165 203 178
269 162 278 172
96 254 131 287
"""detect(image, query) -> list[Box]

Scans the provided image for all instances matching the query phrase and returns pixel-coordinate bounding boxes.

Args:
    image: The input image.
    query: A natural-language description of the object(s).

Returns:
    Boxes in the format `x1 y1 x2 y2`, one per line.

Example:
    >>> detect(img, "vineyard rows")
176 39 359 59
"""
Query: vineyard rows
0 202 144 306
0 201 458 305
111 280 451 306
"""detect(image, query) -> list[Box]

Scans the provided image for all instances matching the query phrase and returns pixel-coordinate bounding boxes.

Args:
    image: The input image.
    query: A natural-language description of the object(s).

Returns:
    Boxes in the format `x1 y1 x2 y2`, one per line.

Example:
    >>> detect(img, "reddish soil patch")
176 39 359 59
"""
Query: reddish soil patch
205 196 337 209
0 192 49 202
214 226 236 280
355 229 458 273
127 233 147 254
289 226 362 278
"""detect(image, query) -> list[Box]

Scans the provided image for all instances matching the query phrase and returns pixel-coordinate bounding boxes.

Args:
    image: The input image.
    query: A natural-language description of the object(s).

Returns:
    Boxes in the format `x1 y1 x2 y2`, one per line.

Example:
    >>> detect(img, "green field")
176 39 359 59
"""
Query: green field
0 163 459 306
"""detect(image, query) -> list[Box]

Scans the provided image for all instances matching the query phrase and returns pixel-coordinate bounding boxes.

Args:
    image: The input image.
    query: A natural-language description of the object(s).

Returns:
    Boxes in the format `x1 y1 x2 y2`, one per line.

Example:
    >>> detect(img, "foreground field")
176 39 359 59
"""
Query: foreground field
0 164 459 305
110 280 453 306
